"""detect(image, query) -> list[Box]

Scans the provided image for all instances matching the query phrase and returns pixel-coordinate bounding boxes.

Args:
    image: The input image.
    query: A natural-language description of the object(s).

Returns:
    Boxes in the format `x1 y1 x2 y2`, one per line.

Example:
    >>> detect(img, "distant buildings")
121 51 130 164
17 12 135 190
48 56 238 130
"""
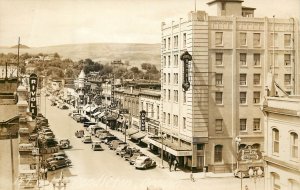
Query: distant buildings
262 96 300 190
158 0 299 172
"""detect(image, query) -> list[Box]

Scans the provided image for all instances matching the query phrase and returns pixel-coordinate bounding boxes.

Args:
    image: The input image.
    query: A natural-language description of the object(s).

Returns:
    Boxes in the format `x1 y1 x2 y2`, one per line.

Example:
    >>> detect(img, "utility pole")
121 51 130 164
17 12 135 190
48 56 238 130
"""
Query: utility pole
10 133 15 190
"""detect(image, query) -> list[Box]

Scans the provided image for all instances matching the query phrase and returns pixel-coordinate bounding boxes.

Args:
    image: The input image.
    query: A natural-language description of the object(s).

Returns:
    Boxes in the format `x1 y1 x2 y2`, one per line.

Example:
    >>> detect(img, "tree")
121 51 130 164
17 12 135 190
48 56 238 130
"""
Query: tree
130 67 140 74
53 52 60 59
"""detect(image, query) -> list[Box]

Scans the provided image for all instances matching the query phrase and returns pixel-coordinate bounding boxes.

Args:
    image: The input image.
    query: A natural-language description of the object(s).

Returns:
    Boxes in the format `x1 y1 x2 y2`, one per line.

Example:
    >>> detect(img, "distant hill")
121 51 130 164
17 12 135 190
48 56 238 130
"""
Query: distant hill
10 44 30 49
0 43 161 67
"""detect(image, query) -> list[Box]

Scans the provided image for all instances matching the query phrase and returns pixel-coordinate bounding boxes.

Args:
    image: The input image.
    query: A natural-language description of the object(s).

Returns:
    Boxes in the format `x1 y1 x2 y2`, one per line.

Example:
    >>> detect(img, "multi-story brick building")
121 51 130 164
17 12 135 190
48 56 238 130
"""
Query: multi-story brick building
262 96 300 190
151 0 299 172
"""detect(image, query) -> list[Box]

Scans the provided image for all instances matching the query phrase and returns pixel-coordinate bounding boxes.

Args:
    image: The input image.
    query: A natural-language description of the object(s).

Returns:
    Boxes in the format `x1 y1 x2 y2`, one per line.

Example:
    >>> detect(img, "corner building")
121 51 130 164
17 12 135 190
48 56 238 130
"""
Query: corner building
157 0 299 172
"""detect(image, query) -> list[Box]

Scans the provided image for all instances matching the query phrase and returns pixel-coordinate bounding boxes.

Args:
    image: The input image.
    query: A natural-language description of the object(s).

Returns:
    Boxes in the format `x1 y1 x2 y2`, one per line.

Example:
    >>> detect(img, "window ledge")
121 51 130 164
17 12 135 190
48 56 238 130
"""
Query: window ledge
240 85 248 87
216 84 224 87
253 45 261 48
253 103 261 106
216 104 224 106
253 85 261 87
215 45 224 47
253 130 262 133
240 104 248 106
215 65 224 67
240 65 248 68
253 65 262 68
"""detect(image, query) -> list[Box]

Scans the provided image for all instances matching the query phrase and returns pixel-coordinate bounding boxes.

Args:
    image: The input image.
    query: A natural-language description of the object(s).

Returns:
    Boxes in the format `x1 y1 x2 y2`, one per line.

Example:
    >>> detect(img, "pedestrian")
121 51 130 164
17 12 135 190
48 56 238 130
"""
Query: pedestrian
44 168 48 180
168 157 172 172
173 158 178 171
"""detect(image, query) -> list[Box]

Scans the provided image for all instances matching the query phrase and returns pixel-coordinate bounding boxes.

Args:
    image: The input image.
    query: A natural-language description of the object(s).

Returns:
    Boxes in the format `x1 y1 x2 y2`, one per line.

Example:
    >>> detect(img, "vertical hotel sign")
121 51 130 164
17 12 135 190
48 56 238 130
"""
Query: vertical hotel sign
29 73 38 118
180 51 192 91
140 110 146 131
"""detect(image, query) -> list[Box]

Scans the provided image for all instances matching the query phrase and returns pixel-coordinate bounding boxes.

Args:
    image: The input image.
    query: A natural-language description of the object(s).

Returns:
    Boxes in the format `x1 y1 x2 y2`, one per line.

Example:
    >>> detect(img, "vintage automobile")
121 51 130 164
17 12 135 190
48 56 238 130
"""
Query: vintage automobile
47 156 71 171
58 139 71 149
95 130 109 138
75 130 85 138
124 148 140 161
134 156 156 169
120 147 138 158
129 152 146 165
46 152 68 163
115 144 128 155
91 141 103 151
109 140 126 150
103 136 118 145
82 135 92 143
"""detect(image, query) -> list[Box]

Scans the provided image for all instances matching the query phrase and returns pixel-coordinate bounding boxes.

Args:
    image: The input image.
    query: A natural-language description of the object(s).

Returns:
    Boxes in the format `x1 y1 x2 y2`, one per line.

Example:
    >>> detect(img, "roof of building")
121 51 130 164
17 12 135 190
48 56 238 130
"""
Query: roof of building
207 0 244 5
242 6 256 10
78 70 86 79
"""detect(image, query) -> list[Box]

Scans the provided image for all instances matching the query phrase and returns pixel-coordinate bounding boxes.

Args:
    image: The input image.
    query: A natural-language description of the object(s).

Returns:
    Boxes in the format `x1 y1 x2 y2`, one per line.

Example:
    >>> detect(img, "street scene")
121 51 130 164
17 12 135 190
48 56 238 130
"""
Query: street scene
0 0 299 190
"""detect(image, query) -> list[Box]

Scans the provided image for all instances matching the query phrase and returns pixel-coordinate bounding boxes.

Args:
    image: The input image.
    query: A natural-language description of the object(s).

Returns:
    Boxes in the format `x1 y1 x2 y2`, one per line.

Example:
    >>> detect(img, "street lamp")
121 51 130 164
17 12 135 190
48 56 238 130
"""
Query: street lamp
248 167 263 190
235 136 242 190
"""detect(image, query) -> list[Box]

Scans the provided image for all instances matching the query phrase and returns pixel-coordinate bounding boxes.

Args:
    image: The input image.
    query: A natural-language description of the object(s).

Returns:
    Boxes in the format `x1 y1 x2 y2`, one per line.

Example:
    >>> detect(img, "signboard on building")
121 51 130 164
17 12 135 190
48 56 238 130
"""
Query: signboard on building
237 146 262 161
29 73 38 118
140 110 146 131
180 51 192 91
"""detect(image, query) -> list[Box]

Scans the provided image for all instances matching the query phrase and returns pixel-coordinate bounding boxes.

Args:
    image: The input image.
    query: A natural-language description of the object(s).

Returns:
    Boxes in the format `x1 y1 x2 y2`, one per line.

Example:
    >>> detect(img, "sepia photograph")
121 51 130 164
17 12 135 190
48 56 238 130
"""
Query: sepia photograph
0 0 299 189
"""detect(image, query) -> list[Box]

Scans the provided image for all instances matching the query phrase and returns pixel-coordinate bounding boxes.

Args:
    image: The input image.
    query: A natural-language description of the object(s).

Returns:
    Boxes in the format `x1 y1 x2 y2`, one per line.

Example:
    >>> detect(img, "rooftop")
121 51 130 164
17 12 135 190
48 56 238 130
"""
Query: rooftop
207 0 244 5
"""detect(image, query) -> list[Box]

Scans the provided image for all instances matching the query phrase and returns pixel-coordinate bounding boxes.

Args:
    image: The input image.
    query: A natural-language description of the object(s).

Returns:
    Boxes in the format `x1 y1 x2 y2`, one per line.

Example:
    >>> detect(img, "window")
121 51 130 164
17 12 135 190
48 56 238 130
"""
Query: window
167 113 170 125
253 118 261 131
168 37 171 49
284 54 291 66
183 33 187 47
168 89 171 100
183 91 186 103
273 128 279 154
215 92 223 105
253 91 260 104
270 33 278 47
254 54 261 66
240 53 247 66
214 145 223 162
290 132 298 159
216 53 223 65
174 54 178 67
174 90 178 102
240 32 247 45
183 117 186 129
168 73 171 84
270 53 278 67
240 74 247 85
163 73 166 83
151 104 154 118
173 115 178 127
284 74 291 85
272 173 280 190
146 103 149 116
215 32 223 45
163 38 166 49
253 33 261 46
215 119 223 132
174 73 178 84
284 34 291 47
163 112 166 123
174 35 178 48
197 144 204 150
216 73 223 85
221 2 226 10
240 92 247 104
253 74 261 85
163 89 166 99
240 119 247 131
168 55 171 67
157 106 159 120
163 56 166 67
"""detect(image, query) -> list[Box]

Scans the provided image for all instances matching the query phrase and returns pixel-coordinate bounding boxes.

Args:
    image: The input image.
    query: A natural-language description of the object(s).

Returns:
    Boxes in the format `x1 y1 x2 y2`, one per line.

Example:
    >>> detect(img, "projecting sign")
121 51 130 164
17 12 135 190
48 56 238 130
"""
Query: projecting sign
140 110 146 131
29 73 38 118
237 146 262 161
180 51 192 91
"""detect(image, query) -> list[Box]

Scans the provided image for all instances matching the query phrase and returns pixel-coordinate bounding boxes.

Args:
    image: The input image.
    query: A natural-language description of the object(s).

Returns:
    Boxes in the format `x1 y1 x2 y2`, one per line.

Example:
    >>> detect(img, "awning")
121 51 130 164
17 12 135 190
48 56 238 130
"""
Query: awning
131 132 146 140
106 115 117 121
97 112 105 119
126 128 138 136
92 111 101 117
141 136 150 144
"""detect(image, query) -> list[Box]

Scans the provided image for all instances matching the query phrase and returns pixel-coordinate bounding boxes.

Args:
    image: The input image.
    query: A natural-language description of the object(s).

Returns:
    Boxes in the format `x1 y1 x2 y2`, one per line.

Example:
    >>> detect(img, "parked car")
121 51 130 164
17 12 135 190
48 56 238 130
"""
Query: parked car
95 130 109 138
58 139 70 149
47 156 71 171
60 105 69 109
120 147 138 158
29 134 38 141
91 141 103 151
129 152 146 165
83 122 97 128
116 144 128 155
134 156 156 169
89 126 104 136
46 152 68 163
79 117 90 123
124 148 140 161
103 136 118 144
75 130 85 138
43 131 55 139
82 135 92 143
109 140 126 150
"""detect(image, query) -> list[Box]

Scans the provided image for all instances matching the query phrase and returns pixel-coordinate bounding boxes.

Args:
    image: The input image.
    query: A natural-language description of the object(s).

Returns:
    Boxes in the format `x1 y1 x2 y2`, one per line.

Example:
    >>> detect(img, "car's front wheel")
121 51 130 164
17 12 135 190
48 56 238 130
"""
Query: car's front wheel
51 166 56 171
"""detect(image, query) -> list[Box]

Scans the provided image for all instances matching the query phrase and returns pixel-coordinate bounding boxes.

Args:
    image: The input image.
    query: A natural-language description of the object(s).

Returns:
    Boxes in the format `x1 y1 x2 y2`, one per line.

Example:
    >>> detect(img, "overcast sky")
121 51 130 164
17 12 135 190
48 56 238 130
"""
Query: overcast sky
0 0 299 47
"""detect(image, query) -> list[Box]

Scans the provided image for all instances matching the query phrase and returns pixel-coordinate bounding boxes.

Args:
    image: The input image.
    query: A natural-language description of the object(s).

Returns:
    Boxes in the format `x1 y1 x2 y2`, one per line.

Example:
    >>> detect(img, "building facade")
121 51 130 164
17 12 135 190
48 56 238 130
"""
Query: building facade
262 96 300 190
156 0 299 172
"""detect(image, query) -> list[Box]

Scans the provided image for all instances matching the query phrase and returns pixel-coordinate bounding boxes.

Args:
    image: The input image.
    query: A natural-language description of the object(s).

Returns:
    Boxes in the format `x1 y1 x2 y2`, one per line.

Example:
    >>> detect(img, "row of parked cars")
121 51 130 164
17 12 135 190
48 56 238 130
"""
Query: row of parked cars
77 121 157 170
45 152 72 171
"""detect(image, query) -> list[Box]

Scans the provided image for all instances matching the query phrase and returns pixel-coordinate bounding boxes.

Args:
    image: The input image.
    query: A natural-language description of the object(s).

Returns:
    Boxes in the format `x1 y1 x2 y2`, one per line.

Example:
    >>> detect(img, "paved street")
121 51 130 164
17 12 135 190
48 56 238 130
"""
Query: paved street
41 94 264 190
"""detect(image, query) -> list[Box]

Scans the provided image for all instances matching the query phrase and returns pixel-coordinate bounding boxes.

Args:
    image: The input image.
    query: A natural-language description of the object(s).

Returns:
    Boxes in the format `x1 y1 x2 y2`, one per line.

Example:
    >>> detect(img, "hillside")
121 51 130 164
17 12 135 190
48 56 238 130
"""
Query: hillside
10 44 30 49
0 43 161 67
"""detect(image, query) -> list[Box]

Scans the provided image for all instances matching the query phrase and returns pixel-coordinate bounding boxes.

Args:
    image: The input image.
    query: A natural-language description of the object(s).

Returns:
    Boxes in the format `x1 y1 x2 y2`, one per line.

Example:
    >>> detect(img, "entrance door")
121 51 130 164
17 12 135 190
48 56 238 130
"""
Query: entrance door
197 156 204 170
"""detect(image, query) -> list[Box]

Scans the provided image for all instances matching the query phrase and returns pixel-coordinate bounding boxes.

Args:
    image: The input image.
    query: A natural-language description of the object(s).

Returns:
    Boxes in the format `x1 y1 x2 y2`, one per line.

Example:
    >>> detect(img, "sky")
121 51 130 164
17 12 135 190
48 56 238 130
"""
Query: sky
0 0 299 47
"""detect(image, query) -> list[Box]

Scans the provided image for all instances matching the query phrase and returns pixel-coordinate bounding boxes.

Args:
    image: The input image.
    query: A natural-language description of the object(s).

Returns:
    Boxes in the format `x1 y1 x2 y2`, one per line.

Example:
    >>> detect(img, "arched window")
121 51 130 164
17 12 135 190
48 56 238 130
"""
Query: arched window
214 145 223 163
252 143 261 150
272 128 279 154
290 132 298 159
239 143 247 150
271 172 280 190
